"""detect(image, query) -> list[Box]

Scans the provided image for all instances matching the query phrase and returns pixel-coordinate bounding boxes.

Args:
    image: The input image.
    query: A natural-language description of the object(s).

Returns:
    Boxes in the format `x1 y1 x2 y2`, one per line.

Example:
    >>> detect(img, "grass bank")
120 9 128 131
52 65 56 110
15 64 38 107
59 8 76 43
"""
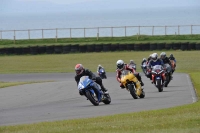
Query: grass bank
0 35 200 48
0 51 199 74
0 51 199 133
0 81 54 89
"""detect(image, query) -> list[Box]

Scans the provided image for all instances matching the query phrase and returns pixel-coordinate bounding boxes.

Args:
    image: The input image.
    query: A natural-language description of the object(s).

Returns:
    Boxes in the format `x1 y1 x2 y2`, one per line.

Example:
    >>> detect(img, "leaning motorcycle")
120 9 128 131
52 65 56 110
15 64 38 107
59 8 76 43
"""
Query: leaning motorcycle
78 76 111 106
98 68 107 79
129 64 136 71
141 61 147 76
164 63 172 87
120 70 145 99
151 65 165 92
170 60 176 73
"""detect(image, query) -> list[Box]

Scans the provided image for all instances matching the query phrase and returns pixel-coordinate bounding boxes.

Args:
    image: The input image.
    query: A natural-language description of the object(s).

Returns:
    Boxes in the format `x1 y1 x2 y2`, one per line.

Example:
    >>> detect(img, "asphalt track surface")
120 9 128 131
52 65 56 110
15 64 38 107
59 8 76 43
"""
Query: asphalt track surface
0 73 197 126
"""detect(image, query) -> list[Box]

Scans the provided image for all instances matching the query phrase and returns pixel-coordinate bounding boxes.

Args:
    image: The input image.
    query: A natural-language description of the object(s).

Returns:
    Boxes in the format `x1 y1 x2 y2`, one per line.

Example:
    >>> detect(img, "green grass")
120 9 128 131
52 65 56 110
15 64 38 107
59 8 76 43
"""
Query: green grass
0 81 54 88
0 102 200 133
0 35 200 48
0 51 199 74
0 51 199 133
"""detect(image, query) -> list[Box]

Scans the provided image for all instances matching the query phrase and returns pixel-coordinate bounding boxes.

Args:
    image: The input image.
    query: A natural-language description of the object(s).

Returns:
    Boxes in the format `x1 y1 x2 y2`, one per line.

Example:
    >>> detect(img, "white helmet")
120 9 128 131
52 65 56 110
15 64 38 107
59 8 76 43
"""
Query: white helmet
116 60 125 70
151 53 158 62
160 52 166 59
130 60 134 64
143 58 147 61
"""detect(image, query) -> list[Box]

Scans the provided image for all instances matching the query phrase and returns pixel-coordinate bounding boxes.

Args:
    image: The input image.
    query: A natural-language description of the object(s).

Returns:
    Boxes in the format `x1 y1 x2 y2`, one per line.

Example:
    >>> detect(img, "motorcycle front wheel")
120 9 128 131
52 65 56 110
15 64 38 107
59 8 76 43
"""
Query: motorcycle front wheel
86 91 99 106
128 84 138 99
164 74 170 87
156 79 163 92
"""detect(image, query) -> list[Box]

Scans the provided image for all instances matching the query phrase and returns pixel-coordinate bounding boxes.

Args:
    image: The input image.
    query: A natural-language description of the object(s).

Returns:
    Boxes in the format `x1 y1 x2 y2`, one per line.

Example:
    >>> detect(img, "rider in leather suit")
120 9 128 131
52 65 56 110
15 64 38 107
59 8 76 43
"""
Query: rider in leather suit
147 53 166 83
116 60 144 89
74 64 108 95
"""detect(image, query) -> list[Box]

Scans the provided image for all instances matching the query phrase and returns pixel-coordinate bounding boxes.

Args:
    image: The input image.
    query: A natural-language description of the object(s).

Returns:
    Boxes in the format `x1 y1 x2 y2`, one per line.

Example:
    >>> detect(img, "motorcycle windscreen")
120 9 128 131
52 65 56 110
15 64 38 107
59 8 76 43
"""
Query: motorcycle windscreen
120 70 132 78
164 64 172 72
78 76 92 90
152 65 162 71
99 68 104 73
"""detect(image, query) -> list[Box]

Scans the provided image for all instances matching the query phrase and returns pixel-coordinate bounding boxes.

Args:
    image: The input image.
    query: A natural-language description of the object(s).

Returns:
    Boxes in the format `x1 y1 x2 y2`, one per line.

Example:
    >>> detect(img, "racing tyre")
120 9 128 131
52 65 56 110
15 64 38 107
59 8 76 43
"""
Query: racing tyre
86 91 99 106
139 90 145 98
102 94 111 104
156 79 163 92
165 75 170 87
128 84 138 99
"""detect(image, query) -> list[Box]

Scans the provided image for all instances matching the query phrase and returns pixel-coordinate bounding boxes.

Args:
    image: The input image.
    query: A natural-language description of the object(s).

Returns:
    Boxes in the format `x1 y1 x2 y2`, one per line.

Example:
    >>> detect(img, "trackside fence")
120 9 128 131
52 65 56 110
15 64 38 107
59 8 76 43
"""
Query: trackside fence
1 25 200 41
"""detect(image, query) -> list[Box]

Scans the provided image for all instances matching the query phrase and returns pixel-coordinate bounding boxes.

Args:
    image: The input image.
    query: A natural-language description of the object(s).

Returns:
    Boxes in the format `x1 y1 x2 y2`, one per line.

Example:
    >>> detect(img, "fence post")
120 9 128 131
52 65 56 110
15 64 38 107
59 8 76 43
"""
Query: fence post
13 30 16 44
97 33 99 40
125 26 126 37
97 27 99 40
191 25 193 35
84 28 85 38
111 27 113 37
165 26 167 35
97 27 99 34
42 29 44 39
178 25 180 35
70 28 71 39
0 31 2 41
28 29 30 40
138 26 140 35
152 26 154 36
56 28 58 42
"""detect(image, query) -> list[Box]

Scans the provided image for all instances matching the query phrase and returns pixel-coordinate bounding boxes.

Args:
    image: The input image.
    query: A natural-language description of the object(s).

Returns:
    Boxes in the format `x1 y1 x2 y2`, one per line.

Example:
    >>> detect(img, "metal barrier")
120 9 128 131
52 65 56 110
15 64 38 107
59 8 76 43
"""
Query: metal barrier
0 25 200 41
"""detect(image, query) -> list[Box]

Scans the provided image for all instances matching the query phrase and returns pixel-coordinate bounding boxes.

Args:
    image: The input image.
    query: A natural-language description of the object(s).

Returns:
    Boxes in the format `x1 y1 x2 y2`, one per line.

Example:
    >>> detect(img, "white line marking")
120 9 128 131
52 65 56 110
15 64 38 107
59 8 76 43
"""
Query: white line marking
186 75 197 103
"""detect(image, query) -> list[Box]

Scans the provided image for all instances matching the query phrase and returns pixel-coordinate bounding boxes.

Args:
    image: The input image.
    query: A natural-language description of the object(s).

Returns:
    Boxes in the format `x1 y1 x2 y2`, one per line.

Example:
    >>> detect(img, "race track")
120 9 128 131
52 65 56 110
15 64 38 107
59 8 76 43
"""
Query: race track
0 73 197 126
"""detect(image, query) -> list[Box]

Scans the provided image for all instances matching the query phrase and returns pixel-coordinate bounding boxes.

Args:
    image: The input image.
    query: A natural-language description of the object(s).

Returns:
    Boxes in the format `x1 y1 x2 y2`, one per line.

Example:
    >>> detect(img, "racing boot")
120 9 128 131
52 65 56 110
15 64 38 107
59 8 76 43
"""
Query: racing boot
136 74 144 86
120 83 125 89
100 84 109 94
140 80 144 86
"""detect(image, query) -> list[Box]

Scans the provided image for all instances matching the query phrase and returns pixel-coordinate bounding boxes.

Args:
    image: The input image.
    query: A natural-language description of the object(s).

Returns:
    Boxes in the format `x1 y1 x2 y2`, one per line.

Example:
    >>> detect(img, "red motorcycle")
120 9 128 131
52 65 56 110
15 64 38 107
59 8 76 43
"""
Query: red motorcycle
150 65 165 92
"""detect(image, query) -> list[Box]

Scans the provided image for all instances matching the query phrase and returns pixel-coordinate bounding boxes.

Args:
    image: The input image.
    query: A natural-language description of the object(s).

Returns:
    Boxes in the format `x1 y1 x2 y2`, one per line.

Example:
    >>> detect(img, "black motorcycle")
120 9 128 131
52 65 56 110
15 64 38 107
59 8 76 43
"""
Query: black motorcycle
141 61 147 76
164 63 172 87
98 68 107 79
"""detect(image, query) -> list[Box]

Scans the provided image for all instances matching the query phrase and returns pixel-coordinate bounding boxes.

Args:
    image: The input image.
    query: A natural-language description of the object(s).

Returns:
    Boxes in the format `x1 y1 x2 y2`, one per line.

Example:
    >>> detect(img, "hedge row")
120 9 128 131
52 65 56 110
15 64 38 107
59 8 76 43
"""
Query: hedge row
0 42 199 55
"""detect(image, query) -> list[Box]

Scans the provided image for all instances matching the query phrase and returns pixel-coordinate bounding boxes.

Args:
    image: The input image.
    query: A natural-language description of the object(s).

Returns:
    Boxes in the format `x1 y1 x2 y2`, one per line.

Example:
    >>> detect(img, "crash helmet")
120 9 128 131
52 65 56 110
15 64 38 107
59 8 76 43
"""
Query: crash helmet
116 60 125 71
160 52 166 59
143 58 147 61
130 60 134 64
75 64 84 75
98 64 102 69
151 53 158 62
169 54 173 58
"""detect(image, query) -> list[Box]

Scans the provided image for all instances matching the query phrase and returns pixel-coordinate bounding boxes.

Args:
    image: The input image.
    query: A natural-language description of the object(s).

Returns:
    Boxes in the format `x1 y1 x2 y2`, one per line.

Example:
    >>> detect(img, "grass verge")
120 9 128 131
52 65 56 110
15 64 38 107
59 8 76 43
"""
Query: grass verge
0 51 199 74
0 35 200 48
0 51 199 133
0 81 54 89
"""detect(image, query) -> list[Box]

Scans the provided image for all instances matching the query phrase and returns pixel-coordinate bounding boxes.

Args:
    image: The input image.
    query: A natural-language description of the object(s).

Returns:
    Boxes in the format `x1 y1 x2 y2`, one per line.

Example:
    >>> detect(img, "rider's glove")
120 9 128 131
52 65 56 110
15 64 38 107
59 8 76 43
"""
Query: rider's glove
79 90 84 96
92 77 96 81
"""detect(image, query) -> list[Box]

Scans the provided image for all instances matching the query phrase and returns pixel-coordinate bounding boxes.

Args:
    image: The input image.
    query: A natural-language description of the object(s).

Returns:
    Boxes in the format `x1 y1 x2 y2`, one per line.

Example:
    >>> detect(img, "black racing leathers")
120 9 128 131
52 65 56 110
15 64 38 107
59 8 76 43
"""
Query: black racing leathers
75 69 107 92
161 57 171 65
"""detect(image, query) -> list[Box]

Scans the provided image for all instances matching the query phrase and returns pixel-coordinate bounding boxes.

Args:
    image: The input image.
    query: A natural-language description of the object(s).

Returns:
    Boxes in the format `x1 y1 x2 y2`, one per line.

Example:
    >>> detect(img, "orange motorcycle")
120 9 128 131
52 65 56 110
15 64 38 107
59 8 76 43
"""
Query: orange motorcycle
120 70 145 99
170 60 176 72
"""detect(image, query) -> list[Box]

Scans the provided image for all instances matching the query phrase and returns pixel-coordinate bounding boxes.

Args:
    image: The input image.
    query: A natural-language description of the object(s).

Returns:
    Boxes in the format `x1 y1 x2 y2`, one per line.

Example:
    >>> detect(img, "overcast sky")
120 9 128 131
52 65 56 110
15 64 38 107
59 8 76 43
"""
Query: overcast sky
1 0 200 15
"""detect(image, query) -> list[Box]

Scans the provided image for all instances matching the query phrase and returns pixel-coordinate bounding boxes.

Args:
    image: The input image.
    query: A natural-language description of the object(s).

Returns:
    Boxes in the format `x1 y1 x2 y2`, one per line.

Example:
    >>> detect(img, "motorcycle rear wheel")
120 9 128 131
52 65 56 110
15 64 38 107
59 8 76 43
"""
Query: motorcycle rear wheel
139 90 145 98
102 94 111 104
